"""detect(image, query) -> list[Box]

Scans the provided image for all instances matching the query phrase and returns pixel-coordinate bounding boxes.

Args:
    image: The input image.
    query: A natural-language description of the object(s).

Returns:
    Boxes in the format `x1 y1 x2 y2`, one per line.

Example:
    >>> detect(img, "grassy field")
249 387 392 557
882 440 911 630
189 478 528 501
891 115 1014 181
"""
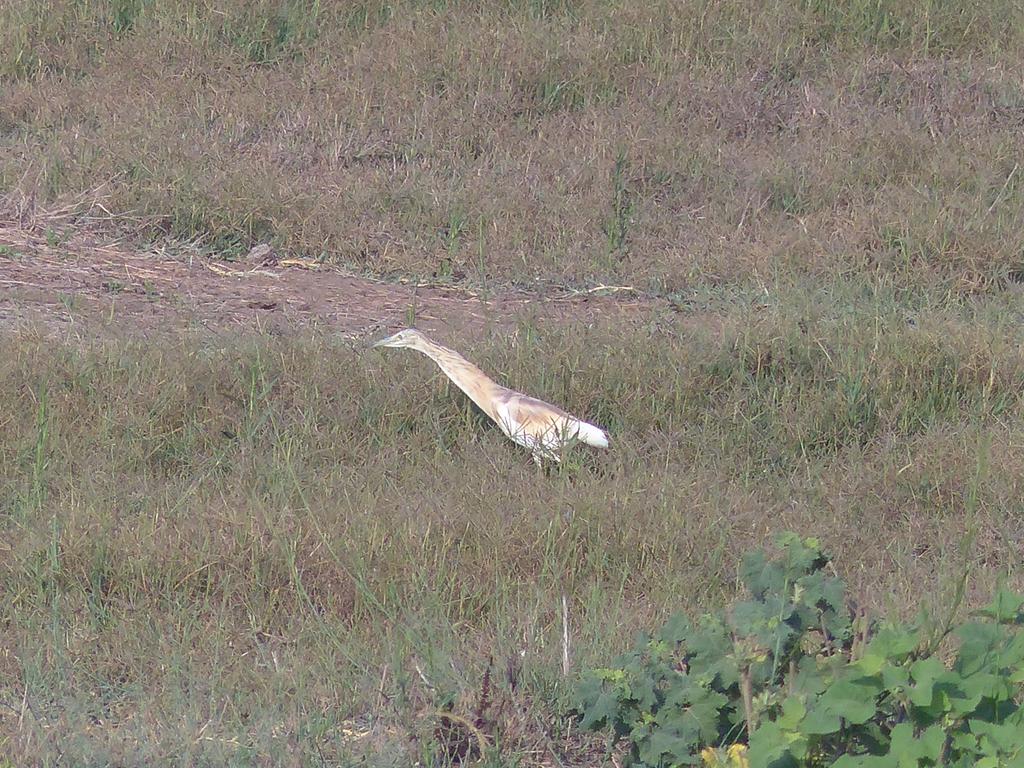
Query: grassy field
3 1 1024 766
3 301 1024 765
3 0 1024 290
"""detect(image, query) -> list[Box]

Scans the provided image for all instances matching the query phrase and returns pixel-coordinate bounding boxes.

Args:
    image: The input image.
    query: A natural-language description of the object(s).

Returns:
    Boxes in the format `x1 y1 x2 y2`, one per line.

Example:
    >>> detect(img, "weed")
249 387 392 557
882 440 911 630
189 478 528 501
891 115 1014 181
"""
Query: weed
578 533 1024 767
604 149 633 261
111 0 143 36
533 74 586 113
443 208 469 254
30 381 49 516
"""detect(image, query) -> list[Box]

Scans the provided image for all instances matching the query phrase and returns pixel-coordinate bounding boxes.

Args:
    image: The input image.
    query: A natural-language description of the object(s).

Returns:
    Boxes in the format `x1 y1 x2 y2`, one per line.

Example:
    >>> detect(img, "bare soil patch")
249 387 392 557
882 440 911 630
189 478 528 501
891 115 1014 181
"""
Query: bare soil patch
0 216 664 342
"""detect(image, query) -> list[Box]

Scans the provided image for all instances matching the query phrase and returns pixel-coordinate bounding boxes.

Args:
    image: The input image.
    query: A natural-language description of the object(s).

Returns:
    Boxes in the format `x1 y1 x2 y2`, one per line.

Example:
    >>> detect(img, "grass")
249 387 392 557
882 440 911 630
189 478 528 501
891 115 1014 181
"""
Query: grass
3 289 1024 764
3 0 1024 764
2 0 1024 291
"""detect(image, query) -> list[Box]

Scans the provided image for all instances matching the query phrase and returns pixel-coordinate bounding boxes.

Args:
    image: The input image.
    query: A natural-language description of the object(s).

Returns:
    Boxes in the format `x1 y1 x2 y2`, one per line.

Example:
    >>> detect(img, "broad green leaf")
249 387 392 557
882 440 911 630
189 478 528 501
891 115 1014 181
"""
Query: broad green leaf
864 626 921 663
907 656 945 708
658 613 693 645
888 722 945 764
777 696 806 729
748 720 805 768
956 622 1005 676
640 724 702 766
919 724 946 761
997 631 1024 669
779 532 827 577
807 676 883 729
801 707 841 736
956 670 1011 713
976 587 1024 623
881 661 910 691
855 626 920 677
856 653 886 676
949 731 978 753
888 722 917 760
578 686 621 730
740 549 781 599
660 685 728 744
969 718 1024 753
731 597 796 654
797 572 846 615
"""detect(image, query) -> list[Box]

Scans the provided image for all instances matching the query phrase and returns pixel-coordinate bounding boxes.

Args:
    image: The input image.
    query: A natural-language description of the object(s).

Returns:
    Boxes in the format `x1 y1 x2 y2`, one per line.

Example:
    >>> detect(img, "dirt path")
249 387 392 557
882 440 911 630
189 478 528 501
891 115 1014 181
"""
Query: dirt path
0 216 664 342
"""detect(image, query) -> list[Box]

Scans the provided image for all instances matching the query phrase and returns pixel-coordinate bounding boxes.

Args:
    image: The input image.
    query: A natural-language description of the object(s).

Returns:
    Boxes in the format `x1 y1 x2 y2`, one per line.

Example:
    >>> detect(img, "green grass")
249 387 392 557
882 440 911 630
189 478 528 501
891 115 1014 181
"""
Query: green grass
2 286 1024 763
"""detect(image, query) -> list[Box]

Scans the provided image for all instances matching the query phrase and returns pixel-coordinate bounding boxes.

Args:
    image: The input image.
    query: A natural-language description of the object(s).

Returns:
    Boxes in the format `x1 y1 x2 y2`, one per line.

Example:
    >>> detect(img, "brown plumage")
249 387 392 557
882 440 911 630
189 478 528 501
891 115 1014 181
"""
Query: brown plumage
372 328 609 463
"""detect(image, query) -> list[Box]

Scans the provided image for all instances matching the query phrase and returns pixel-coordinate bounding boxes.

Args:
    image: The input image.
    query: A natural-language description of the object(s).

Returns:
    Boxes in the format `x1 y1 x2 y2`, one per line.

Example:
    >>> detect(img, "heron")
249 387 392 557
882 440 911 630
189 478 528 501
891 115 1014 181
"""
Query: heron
372 328 609 464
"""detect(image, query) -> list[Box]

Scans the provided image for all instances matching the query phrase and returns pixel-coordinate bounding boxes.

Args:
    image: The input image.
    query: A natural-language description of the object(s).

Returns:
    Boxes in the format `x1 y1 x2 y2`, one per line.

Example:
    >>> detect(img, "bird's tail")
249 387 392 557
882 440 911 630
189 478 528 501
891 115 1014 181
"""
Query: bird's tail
573 420 609 448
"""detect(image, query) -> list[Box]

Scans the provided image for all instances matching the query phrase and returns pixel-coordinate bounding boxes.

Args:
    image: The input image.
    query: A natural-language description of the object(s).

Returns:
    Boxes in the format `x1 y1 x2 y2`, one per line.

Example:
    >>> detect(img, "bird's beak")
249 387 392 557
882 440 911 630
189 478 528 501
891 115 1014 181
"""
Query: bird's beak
371 333 398 348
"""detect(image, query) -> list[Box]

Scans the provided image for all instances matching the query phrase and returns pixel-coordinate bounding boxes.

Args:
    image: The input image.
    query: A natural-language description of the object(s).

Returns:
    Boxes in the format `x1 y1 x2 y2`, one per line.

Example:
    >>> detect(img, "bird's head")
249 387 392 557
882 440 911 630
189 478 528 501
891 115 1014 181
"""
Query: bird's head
372 328 428 351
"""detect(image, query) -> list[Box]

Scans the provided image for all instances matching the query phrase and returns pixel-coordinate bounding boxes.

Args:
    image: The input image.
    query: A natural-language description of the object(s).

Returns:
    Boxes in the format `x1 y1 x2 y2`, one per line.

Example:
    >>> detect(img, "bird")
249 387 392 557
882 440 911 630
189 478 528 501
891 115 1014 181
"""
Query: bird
372 328 609 464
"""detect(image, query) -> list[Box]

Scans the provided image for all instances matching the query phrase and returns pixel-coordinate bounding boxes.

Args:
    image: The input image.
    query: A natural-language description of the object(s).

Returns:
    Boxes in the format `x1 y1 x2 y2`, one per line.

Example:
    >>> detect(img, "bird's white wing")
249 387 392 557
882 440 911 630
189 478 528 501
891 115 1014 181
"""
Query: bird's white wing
493 396 540 449
495 393 581 453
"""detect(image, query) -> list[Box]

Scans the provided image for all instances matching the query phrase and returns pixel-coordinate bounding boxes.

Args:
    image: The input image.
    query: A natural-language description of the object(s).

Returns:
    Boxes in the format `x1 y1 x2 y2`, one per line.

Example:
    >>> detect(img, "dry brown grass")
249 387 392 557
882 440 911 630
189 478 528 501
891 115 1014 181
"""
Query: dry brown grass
3 0 1024 292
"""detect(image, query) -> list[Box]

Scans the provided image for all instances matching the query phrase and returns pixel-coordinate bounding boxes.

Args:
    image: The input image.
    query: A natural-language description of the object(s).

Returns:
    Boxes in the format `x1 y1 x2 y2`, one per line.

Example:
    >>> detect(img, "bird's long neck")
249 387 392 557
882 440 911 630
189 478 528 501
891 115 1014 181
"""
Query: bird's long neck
414 338 502 421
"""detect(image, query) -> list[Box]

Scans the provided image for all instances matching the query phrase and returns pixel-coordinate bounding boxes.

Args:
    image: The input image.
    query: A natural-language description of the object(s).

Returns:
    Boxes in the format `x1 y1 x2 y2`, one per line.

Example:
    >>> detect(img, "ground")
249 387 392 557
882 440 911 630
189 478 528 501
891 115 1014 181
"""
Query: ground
1 205 659 342
3 1 1024 766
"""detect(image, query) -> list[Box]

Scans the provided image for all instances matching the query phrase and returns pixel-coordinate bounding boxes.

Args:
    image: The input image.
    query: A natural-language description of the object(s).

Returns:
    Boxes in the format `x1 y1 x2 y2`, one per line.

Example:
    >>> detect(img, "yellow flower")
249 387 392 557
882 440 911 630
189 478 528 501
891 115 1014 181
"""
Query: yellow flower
727 744 750 768
701 744 748 767
700 746 721 766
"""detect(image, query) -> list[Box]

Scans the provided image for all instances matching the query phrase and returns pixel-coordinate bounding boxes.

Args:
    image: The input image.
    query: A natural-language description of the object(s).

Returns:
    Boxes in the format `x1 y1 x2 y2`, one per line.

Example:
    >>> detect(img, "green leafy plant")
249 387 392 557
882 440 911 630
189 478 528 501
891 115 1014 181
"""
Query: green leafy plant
576 533 1024 767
